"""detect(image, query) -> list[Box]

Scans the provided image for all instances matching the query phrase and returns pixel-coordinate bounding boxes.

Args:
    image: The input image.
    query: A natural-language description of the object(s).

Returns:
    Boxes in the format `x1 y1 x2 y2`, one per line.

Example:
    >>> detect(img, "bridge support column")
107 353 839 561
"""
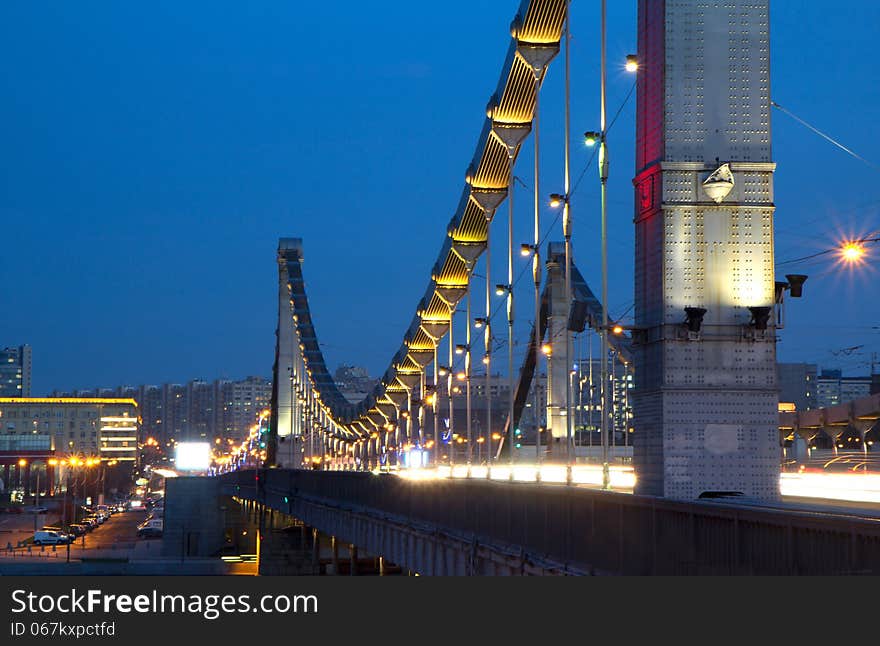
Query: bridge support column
851 419 876 456
632 0 779 500
272 238 303 469
545 243 570 454
822 426 846 455
349 544 358 576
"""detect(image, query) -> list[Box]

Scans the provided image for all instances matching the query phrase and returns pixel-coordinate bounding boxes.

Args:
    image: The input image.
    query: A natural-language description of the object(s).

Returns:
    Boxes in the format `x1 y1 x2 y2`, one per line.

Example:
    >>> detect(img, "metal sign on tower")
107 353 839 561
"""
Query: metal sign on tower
632 0 779 500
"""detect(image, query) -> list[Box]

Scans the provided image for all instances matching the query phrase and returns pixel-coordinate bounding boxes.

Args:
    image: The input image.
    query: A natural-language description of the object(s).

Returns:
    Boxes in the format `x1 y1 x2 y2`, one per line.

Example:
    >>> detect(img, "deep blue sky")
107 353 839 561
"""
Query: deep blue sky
2 1 879 395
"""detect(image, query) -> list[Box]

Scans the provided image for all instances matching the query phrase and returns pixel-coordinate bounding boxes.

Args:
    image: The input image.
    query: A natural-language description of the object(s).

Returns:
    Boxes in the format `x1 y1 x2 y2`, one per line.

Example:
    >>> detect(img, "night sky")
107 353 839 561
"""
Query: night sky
2 1 879 395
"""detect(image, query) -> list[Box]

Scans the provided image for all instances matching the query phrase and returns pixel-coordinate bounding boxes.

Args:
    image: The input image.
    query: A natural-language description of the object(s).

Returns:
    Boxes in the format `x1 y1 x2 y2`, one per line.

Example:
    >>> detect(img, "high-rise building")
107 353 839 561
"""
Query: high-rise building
218 376 272 440
777 363 818 411
51 375 271 449
0 345 31 397
162 384 188 445
186 380 216 442
334 366 378 403
815 369 872 408
137 385 164 444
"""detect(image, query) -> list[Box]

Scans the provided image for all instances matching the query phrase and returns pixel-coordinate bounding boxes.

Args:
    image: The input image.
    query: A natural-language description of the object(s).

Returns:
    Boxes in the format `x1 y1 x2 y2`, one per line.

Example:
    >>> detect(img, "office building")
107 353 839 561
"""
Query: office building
0 345 31 397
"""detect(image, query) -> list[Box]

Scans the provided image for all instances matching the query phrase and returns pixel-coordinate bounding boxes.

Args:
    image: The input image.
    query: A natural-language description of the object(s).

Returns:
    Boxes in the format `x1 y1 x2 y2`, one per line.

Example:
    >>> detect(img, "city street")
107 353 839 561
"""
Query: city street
0 509 148 559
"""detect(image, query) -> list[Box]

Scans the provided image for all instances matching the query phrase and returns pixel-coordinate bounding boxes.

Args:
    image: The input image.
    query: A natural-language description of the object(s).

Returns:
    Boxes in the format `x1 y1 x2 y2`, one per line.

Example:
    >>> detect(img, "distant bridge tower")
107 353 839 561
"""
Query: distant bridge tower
545 242 569 448
271 238 303 468
632 1 779 499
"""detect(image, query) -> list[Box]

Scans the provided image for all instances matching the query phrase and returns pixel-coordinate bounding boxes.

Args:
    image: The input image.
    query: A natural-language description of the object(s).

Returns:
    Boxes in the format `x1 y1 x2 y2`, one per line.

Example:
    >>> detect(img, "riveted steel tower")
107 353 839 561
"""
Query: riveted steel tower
633 1 779 500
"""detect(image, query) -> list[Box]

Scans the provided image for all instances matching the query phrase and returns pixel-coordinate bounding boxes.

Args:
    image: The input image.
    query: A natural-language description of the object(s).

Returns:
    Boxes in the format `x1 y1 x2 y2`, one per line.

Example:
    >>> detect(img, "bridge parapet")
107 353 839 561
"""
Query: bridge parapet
223 469 880 575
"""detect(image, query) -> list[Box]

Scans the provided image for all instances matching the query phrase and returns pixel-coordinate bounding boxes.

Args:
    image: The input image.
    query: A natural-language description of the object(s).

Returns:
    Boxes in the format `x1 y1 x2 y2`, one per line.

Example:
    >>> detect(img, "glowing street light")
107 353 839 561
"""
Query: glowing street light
625 54 639 73
840 241 865 263
548 193 567 208
583 131 600 147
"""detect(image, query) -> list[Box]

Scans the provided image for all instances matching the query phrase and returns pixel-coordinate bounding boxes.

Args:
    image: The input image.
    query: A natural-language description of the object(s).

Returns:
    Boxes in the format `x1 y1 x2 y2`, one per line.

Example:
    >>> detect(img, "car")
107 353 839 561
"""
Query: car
33 530 73 545
79 517 97 529
67 524 88 537
41 525 62 532
26 506 49 514
136 518 163 539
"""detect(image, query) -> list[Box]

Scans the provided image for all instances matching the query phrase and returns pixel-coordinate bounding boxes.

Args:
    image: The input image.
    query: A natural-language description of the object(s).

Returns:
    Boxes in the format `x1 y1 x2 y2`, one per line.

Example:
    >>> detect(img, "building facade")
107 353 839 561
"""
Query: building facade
815 369 873 409
53 376 272 448
0 398 138 495
777 363 818 411
0 345 32 397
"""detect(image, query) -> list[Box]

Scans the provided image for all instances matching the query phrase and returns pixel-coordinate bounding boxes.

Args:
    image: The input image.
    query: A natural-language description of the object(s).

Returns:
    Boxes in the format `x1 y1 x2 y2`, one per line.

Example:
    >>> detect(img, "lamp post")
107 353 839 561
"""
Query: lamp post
448 309 455 467
507 175 515 475
433 342 440 466
563 0 573 483
532 66 543 476
584 2 638 489
17 458 26 497
598 0 610 490
466 287 473 471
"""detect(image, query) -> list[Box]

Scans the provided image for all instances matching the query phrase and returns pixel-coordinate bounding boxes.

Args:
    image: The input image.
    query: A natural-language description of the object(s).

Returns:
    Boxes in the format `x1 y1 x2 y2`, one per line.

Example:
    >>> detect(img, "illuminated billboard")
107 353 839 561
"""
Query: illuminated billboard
174 442 211 472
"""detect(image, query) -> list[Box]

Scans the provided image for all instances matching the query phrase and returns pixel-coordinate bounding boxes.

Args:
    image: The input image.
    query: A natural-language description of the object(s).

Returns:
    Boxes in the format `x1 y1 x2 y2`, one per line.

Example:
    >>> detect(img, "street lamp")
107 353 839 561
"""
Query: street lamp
548 193 567 208
625 54 639 73
840 241 865 264
583 131 600 147
17 458 27 497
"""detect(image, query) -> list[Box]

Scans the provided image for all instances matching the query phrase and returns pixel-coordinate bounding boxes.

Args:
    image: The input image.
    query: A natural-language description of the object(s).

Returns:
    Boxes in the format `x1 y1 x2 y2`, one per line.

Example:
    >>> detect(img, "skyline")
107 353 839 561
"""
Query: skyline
3 1 879 395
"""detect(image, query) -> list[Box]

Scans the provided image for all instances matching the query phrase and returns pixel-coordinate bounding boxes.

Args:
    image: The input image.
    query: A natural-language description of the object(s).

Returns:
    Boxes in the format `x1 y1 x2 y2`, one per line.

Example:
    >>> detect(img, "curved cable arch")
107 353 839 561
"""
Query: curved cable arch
271 1 571 468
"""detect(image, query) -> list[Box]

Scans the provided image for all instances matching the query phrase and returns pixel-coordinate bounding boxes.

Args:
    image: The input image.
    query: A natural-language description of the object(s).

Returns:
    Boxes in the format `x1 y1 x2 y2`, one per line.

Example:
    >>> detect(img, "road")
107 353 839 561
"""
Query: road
0 509 149 558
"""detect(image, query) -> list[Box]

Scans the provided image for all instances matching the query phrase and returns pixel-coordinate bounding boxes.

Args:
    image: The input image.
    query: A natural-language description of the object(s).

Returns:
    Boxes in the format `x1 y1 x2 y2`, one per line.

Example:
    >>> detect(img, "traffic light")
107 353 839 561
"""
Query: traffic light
259 418 269 448
514 428 522 449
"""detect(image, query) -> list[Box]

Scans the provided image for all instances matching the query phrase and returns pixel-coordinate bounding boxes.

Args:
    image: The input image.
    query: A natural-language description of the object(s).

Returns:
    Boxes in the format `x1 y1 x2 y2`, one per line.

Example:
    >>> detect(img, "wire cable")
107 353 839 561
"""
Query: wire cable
772 101 880 173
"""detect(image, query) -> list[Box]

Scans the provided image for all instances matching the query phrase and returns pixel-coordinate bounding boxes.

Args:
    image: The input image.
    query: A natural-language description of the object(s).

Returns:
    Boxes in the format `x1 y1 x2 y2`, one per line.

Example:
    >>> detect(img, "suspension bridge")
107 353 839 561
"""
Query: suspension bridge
162 0 880 575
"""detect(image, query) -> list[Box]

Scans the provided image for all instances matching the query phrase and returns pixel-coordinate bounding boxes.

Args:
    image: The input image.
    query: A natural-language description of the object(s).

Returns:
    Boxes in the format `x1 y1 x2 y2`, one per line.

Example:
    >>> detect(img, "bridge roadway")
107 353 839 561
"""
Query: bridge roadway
221 468 880 575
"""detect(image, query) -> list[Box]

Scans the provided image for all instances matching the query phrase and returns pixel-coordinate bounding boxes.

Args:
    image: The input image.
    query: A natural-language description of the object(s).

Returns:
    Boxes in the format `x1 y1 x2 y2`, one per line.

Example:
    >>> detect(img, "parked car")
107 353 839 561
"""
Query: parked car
33 530 73 545
136 518 163 538
67 524 88 537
